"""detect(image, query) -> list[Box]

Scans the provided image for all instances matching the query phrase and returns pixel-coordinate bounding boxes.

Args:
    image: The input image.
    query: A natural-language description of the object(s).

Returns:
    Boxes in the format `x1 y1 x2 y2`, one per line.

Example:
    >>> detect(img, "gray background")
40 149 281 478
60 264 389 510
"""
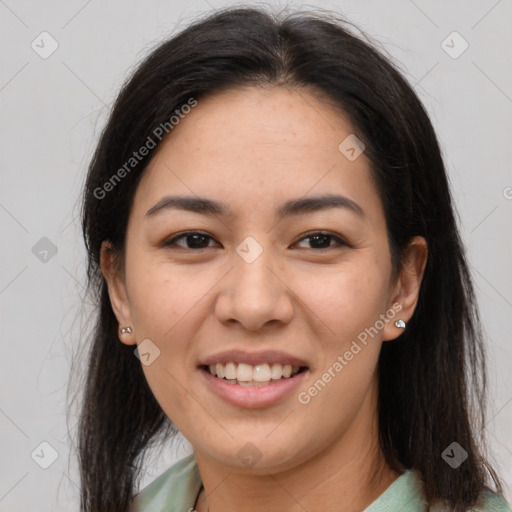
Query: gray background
1 0 511 510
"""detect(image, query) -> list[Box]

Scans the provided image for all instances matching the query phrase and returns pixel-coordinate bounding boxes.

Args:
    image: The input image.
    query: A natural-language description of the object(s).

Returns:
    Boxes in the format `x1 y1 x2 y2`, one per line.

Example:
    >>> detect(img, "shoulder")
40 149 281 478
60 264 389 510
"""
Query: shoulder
364 470 511 512
430 491 511 511
130 453 203 512
468 490 511 511
364 469 428 511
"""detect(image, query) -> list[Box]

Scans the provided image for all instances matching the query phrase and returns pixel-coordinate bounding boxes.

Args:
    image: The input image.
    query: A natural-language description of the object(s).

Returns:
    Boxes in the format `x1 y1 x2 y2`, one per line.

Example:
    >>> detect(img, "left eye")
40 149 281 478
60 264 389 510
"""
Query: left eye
294 231 347 250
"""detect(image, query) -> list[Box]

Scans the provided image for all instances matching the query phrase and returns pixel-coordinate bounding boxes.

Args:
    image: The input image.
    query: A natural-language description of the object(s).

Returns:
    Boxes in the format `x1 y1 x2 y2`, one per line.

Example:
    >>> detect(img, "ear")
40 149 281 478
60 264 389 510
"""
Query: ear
382 236 428 342
100 240 136 346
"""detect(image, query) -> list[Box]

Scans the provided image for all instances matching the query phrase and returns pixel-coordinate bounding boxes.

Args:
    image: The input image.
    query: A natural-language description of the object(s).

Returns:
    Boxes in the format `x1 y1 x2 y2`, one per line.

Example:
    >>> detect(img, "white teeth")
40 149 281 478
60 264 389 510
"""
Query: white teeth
253 363 271 382
207 361 303 382
224 361 237 380
215 363 225 379
237 363 253 382
270 363 283 379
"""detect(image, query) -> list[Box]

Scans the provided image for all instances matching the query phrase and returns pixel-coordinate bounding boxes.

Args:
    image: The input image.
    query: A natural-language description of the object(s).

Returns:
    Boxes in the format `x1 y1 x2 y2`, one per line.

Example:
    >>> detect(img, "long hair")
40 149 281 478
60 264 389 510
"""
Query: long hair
72 5 503 511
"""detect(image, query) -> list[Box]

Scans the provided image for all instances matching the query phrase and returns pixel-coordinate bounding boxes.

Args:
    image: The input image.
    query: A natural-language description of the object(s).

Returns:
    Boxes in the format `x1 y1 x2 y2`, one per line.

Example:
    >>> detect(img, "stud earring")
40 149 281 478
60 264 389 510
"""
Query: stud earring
120 326 132 334
395 320 406 329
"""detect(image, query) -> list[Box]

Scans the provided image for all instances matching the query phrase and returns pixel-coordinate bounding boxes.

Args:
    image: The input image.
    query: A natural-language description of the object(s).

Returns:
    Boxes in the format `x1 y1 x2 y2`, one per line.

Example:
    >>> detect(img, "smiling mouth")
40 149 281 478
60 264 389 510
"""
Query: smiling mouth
201 362 308 386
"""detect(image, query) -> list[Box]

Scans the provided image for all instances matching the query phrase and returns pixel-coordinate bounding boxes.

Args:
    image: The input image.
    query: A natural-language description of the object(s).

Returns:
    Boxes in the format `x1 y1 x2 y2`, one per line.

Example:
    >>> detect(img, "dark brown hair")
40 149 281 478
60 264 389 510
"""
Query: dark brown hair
71 5 503 511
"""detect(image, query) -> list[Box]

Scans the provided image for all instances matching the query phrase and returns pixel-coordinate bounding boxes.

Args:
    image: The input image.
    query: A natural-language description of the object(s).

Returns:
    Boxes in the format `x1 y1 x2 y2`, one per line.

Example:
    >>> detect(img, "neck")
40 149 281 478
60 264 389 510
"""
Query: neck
194 383 399 512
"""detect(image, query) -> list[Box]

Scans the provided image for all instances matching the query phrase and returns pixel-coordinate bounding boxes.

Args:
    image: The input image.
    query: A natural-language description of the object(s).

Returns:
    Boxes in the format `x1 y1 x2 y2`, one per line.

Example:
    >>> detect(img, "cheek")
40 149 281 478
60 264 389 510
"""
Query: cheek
125 255 204 425
125 248 211 341
291 258 389 344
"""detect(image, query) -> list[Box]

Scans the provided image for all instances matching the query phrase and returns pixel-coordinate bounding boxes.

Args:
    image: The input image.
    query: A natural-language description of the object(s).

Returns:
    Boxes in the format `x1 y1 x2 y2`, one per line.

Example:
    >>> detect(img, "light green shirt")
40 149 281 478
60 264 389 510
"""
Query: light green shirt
131 454 511 511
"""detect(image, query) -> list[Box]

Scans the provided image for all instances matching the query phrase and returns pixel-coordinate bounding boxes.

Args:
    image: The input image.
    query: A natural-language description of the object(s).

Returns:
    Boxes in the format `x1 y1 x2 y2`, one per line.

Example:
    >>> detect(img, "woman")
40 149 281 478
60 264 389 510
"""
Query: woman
74 5 511 511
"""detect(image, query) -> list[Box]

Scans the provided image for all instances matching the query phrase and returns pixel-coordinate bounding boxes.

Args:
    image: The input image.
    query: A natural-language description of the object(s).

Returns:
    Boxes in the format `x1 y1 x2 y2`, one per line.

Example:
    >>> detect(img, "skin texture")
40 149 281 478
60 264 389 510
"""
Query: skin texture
101 85 428 512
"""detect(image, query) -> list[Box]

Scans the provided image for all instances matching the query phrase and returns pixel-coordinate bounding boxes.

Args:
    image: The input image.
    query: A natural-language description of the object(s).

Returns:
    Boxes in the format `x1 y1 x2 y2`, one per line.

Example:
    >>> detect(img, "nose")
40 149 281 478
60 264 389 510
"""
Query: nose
214 241 294 332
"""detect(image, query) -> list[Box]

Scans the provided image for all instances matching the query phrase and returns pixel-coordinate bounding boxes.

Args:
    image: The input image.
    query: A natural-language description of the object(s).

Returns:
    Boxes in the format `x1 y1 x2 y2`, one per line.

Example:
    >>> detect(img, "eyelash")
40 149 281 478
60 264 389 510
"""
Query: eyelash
162 230 348 251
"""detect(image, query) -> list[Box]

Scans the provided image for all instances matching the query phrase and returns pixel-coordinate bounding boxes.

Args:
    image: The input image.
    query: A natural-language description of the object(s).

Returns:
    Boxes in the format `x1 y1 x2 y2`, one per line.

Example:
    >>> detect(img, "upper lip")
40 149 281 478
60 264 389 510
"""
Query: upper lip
199 349 309 368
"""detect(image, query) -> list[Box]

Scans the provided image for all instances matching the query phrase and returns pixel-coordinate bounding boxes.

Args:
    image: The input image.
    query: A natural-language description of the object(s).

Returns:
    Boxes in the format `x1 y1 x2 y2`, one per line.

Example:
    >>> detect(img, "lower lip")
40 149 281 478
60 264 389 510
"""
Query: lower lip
199 367 309 408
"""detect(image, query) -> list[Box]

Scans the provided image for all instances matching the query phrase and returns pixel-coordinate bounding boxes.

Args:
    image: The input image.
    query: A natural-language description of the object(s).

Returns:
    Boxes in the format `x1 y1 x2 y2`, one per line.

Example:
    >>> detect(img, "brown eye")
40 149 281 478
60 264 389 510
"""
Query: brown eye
294 231 347 250
164 231 218 250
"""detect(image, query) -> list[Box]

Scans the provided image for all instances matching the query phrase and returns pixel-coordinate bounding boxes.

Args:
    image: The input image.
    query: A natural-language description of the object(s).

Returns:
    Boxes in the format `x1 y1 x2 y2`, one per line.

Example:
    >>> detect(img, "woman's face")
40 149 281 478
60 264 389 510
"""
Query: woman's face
102 85 425 473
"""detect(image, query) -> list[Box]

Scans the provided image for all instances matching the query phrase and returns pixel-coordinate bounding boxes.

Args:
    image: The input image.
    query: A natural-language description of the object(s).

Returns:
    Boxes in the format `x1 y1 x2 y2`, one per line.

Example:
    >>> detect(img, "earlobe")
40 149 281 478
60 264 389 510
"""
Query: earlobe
100 241 136 346
383 236 428 342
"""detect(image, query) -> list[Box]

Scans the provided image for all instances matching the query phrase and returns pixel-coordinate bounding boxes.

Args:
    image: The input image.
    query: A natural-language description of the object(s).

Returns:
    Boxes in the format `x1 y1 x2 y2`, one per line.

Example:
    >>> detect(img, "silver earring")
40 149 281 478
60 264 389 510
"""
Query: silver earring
120 326 132 334
395 320 406 329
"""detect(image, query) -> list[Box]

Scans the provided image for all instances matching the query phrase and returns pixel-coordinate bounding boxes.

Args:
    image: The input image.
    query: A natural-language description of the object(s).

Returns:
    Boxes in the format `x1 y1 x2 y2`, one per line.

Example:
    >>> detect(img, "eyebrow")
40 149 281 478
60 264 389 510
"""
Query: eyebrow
145 193 365 219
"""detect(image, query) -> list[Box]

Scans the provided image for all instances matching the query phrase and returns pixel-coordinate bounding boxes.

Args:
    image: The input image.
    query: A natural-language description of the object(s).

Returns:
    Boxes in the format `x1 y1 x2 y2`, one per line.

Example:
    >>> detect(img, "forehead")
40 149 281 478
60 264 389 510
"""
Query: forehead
131 86 381 222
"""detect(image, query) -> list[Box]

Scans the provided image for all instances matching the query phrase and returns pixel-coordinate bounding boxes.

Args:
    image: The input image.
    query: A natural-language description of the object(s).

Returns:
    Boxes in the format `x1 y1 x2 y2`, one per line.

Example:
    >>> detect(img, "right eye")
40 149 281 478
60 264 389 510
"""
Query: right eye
162 231 220 250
